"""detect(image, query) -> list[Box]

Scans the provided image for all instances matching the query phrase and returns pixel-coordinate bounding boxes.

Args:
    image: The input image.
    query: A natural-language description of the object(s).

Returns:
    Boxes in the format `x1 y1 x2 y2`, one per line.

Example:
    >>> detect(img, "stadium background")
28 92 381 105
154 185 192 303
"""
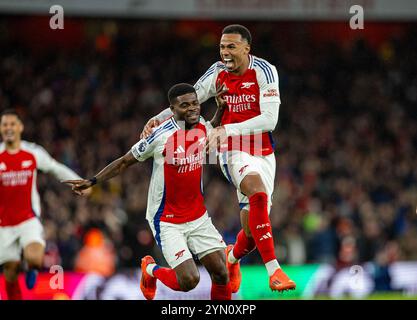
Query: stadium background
0 0 417 299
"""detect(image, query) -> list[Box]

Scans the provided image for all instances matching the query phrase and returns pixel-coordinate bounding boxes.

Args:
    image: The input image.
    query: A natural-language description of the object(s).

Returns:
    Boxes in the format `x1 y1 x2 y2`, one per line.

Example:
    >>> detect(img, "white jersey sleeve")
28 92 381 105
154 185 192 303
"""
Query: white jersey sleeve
131 138 156 162
131 118 179 161
194 62 226 104
224 58 280 137
21 141 82 180
154 108 174 123
257 60 281 106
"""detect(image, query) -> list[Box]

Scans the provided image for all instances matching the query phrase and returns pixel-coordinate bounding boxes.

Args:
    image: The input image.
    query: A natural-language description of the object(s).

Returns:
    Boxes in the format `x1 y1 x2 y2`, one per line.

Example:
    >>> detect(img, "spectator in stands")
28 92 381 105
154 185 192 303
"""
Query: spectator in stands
0 20 416 269
74 229 116 277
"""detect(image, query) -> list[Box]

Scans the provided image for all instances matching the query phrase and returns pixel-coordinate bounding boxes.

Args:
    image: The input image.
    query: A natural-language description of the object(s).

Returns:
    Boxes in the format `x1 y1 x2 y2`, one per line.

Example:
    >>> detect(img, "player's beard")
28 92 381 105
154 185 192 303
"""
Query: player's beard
184 110 200 127
187 113 199 124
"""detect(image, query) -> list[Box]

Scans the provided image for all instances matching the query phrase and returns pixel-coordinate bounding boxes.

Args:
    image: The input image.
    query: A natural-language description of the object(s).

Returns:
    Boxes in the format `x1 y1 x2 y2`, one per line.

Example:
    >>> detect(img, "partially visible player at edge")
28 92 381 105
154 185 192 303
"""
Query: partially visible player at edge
65 83 233 300
140 25 296 292
0 109 90 300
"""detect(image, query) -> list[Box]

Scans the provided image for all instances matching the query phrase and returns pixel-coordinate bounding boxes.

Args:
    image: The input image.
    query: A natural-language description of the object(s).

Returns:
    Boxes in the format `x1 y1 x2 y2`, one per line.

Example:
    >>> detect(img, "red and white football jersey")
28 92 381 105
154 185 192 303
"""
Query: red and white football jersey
195 54 281 156
131 117 210 244
0 141 81 227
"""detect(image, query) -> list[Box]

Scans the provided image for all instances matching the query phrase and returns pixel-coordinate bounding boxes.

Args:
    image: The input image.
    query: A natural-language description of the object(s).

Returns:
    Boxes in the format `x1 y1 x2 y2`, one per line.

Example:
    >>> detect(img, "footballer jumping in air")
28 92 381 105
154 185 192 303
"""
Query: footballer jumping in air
141 25 296 293
65 83 233 300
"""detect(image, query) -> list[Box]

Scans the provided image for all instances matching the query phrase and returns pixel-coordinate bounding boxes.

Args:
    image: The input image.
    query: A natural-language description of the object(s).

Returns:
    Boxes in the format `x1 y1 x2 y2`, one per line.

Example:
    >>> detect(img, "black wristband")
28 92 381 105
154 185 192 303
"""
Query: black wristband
89 177 97 186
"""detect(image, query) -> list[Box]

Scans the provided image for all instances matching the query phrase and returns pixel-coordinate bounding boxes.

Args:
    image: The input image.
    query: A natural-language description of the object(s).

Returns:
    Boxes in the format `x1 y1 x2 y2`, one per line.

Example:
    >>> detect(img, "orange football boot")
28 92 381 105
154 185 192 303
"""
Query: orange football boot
269 268 296 292
140 255 157 300
225 245 242 293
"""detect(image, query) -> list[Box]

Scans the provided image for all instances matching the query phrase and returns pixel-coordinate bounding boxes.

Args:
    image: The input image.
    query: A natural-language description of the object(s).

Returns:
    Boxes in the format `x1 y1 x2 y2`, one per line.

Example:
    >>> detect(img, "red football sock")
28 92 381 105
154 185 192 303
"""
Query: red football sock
5 280 22 300
153 267 181 291
233 229 256 260
248 192 277 263
211 283 232 300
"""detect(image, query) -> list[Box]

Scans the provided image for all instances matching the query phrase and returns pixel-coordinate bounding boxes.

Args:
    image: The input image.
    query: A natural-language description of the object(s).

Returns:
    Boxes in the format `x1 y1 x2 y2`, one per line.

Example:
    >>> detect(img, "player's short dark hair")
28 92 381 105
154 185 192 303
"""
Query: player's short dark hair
222 24 252 45
0 109 22 121
168 83 196 105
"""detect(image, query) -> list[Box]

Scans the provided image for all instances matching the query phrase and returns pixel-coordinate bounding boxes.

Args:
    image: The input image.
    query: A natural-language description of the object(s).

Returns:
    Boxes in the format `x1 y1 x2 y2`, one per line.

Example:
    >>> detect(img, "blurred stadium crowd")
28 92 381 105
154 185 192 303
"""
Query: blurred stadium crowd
1 20 417 273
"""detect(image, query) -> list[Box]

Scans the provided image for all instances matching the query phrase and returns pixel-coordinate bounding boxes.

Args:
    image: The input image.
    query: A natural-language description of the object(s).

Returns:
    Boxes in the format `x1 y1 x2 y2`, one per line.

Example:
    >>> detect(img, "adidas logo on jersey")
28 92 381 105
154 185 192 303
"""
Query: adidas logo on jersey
173 145 185 154
259 232 272 241
21 160 33 168
241 82 255 89
0 162 6 171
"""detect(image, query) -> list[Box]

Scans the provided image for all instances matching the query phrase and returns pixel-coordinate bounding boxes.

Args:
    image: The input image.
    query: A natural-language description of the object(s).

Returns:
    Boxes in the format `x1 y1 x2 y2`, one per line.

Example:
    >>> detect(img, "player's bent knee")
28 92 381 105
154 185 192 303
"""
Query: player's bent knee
27 258 43 269
24 252 43 269
240 175 267 197
179 273 200 292
211 266 229 285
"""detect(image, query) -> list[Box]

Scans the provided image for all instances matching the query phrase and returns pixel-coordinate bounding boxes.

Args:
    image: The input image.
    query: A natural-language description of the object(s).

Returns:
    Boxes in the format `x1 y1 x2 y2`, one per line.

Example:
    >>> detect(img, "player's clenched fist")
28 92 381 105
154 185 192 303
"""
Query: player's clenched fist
205 126 227 154
204 83 229 153
215 83 228 110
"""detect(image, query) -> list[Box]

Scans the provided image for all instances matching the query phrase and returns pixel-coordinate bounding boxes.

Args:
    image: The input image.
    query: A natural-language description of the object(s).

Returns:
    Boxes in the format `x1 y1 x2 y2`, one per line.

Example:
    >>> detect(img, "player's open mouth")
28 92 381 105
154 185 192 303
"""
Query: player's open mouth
223 58 234 69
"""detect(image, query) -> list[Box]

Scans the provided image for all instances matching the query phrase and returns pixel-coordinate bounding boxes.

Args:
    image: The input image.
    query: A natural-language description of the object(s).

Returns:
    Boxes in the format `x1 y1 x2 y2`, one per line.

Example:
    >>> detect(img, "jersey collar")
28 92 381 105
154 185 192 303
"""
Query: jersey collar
249 54 255 69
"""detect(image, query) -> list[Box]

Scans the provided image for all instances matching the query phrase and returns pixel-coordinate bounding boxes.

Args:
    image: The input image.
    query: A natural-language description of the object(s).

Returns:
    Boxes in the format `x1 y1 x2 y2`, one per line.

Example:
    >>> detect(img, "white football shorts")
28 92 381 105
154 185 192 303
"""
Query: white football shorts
0 217 45 265
219 150 276 213
148 212 226 269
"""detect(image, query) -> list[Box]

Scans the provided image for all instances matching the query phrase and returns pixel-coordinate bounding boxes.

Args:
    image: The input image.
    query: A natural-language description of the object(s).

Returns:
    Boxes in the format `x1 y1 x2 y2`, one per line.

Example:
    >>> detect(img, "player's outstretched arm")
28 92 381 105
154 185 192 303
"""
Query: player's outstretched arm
30 143 92 196
63 150 137 195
